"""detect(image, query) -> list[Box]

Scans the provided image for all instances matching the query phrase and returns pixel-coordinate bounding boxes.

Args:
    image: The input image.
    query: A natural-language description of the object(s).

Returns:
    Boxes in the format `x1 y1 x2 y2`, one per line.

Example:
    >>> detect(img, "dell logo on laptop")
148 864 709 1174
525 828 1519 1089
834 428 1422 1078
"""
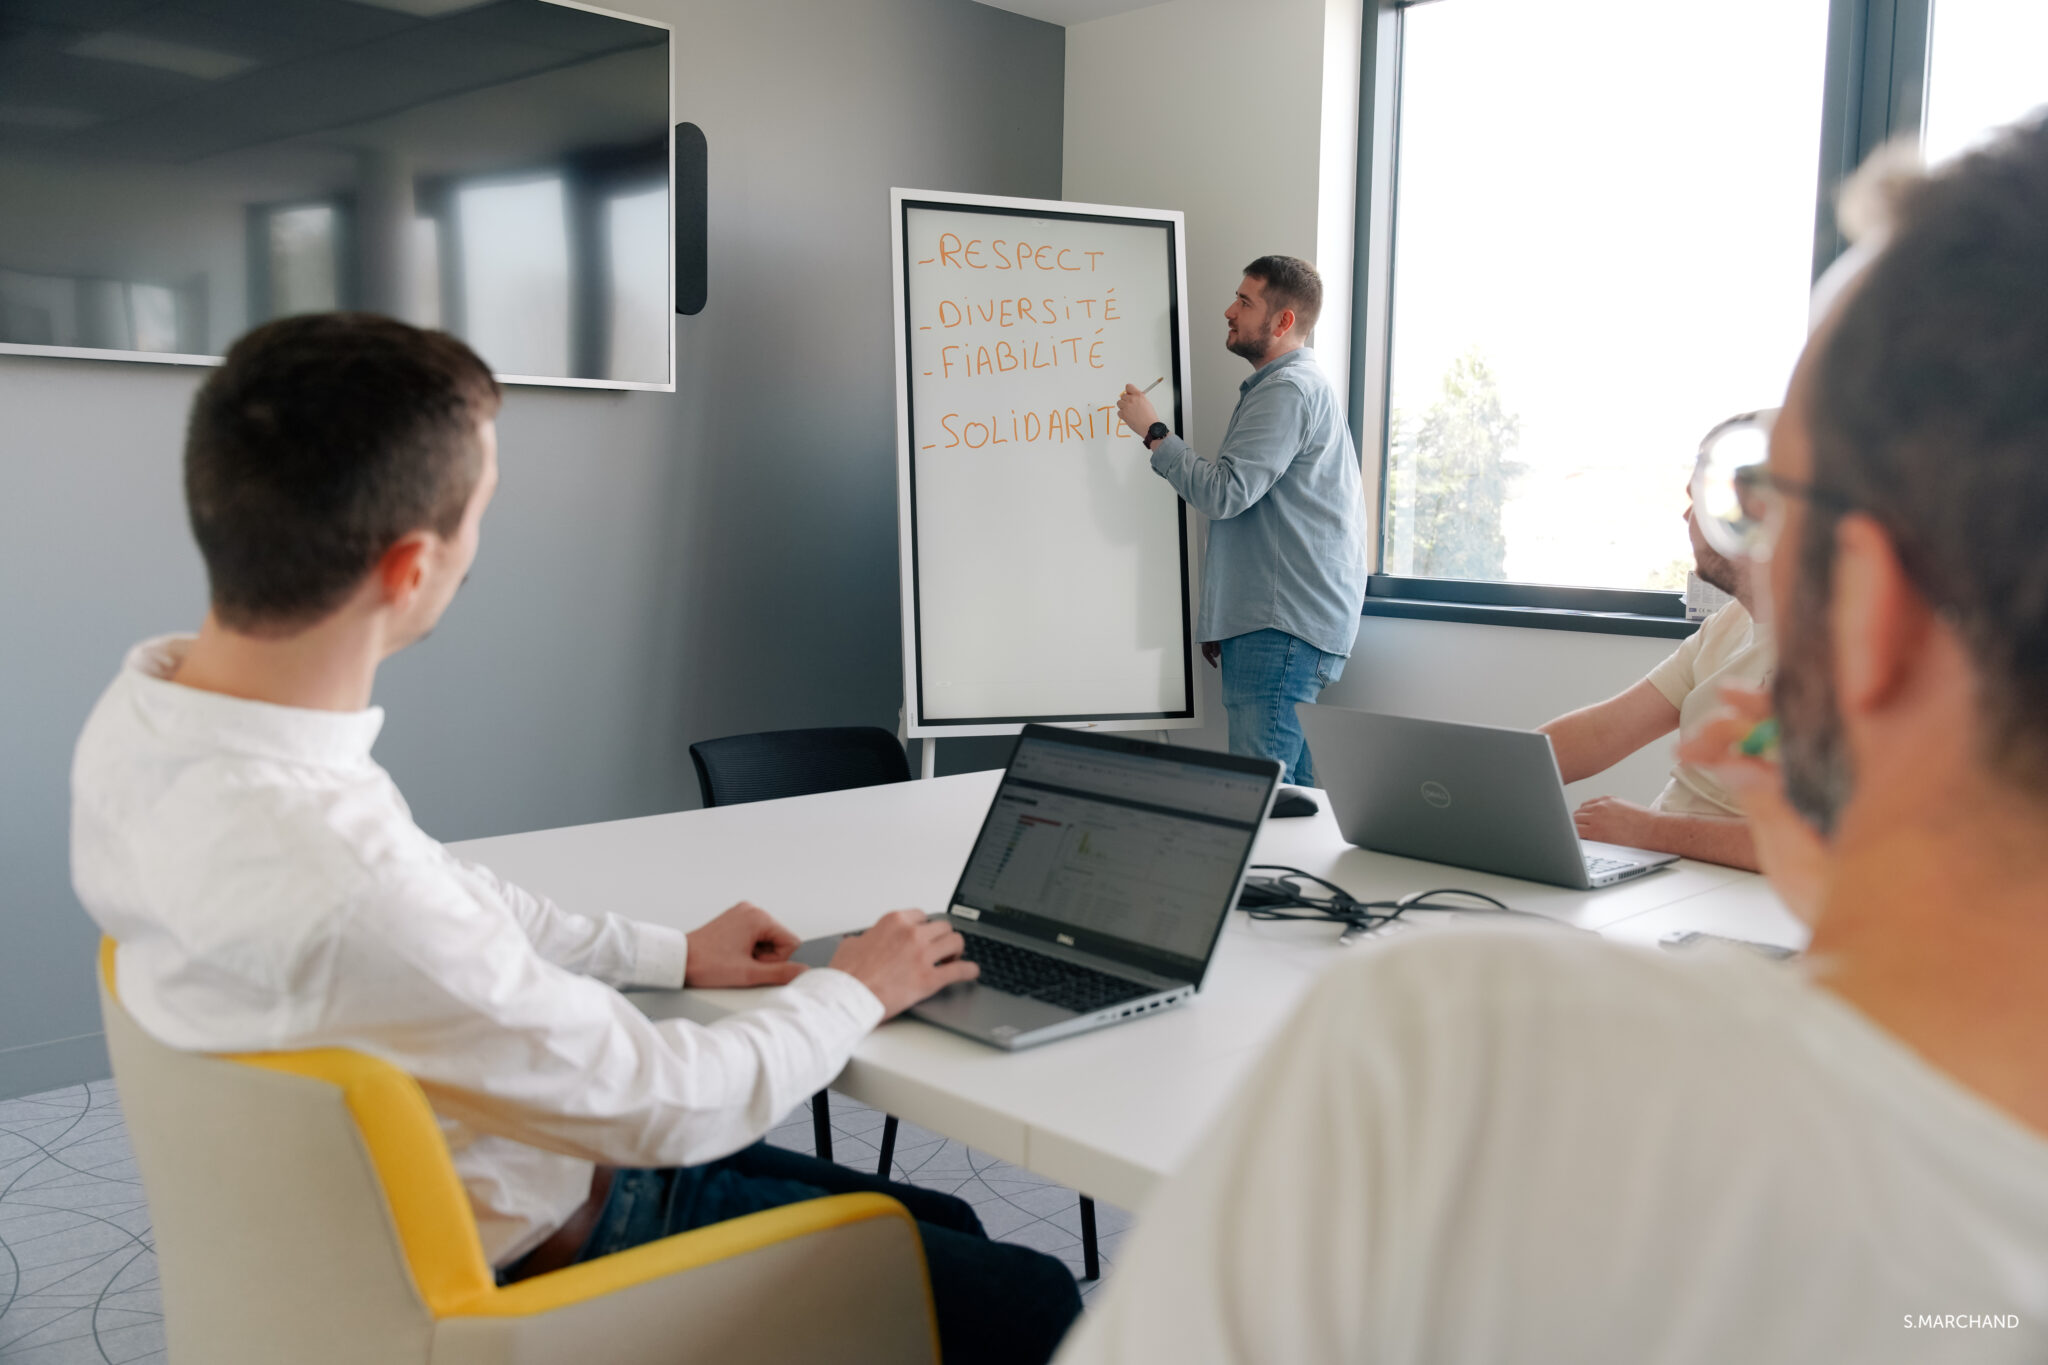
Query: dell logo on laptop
1421 780 1453 809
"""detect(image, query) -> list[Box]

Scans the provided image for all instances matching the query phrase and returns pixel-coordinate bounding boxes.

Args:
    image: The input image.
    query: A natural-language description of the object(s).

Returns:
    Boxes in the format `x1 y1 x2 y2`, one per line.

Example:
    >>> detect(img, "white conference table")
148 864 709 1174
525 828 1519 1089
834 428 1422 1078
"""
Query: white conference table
452 770 1806 1213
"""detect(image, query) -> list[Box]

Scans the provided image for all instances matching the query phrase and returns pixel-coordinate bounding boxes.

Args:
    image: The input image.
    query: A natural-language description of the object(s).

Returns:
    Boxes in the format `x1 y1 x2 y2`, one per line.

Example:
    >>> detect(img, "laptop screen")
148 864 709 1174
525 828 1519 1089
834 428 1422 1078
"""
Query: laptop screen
950 729 1277 983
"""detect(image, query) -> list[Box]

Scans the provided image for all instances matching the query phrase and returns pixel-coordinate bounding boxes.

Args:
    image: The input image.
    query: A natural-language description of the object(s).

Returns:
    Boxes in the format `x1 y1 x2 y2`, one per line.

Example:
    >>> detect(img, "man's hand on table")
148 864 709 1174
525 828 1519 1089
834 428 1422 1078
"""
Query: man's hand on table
685 901 806 987
1571 795 1659 848
829 909 981 1020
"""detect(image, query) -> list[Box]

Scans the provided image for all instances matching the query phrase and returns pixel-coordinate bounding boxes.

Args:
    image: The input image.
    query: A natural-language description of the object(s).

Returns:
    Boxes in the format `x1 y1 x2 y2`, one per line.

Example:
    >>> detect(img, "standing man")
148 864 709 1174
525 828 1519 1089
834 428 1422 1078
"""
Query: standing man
1117 256 1366 786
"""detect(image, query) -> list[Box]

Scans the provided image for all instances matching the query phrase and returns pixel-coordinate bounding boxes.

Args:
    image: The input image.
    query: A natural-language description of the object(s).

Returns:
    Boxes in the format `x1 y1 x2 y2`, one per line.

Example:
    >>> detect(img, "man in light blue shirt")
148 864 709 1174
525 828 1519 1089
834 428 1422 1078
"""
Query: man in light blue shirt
1118 256 1367 785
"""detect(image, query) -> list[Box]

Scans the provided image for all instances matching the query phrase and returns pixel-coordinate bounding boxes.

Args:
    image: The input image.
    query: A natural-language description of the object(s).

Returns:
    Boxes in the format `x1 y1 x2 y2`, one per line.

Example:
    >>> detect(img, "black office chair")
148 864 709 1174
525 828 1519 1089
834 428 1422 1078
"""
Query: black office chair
689 726 912 810
687 725 1104 1277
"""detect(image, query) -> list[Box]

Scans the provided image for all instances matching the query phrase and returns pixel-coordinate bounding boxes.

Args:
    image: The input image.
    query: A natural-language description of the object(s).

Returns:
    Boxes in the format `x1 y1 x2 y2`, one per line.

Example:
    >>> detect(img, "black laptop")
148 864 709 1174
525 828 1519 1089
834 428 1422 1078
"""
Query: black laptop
796 725 1281 1049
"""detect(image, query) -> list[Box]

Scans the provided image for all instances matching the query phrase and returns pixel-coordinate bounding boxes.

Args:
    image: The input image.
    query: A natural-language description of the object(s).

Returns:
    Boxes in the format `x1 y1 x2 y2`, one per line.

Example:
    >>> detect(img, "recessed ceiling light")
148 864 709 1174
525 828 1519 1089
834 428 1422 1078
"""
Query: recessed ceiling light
347 0 497 15
68 31 257 81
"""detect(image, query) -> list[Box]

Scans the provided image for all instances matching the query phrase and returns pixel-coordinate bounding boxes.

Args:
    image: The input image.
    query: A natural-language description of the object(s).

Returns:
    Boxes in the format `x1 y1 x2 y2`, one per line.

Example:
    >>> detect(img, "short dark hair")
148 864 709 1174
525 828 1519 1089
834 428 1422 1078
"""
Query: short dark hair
1243 255 1322 338
185 313 501 634
1806 116 2048 792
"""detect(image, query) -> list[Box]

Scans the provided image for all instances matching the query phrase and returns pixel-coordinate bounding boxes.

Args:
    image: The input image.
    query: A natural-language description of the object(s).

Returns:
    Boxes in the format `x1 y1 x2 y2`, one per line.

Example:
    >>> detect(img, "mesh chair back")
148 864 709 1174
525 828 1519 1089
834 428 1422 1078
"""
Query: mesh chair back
689 726 911 808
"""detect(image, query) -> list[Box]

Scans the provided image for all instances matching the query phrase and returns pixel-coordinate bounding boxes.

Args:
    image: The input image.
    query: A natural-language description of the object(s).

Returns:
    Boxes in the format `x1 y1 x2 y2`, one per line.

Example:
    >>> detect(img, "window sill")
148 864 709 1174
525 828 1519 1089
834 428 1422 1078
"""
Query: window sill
1361 597 1699 639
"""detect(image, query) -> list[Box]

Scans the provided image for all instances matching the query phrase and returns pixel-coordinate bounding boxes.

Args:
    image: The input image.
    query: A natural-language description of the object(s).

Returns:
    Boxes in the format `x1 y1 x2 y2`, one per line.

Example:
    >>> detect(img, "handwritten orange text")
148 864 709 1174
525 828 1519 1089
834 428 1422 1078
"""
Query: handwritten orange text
935 235 1105 273
940 337 1106 377
937 406 1133 449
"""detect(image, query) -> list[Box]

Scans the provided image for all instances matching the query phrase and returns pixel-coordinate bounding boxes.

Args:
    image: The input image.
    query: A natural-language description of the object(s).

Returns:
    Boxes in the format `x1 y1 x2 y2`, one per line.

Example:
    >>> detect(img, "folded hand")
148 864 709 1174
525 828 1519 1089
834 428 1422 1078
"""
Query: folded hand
1677 685 1829 925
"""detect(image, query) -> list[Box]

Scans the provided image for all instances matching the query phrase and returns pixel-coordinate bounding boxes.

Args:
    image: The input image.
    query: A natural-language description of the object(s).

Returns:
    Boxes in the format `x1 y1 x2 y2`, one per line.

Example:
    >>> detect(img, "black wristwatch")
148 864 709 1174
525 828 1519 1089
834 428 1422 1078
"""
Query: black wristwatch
1144 421 1169 449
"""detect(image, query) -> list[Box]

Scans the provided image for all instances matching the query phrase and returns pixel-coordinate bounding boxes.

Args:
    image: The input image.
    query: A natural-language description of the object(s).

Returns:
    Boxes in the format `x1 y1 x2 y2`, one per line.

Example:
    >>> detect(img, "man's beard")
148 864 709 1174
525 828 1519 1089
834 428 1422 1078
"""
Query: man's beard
1774 525 1856 835
1226 327 1273 364
1694 540 1743 597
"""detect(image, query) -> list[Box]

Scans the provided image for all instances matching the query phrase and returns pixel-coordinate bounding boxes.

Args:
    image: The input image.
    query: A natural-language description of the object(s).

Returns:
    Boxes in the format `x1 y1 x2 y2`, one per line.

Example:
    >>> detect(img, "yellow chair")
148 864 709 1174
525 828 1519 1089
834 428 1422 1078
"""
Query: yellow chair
97 939 940 1365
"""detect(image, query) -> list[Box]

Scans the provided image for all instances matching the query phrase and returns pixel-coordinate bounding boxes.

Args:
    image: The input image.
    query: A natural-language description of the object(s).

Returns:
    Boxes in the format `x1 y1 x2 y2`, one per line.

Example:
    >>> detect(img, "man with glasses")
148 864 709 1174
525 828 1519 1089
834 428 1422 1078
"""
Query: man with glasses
1536 420 1776 872
1055 121 2048 1364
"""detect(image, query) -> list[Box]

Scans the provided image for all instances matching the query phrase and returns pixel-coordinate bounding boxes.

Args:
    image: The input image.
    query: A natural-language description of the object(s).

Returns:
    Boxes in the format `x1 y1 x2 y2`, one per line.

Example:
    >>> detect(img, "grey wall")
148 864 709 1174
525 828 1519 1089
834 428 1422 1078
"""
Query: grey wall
0 0 1063 1099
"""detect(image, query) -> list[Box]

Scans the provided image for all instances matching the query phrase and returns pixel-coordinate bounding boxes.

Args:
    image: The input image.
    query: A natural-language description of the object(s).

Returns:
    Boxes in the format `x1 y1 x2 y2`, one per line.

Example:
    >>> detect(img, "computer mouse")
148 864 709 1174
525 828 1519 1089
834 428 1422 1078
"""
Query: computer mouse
1269 791 1318 819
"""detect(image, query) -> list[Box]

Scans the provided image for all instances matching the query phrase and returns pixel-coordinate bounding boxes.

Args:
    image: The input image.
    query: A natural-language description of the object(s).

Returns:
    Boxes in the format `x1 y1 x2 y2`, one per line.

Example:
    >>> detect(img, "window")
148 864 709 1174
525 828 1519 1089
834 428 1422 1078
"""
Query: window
264 203 342 319
1353 0 1971 631
456 176 572 380
604 183 669 384
1923 0 2048 165
1376 0 1830 603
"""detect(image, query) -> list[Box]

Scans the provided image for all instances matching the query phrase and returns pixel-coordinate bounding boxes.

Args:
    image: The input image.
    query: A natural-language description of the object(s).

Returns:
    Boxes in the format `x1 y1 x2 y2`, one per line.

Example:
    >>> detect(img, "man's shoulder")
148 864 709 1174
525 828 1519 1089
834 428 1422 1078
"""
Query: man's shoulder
76 706 447 943
1313 925 1799 1058
1261 349 1337 399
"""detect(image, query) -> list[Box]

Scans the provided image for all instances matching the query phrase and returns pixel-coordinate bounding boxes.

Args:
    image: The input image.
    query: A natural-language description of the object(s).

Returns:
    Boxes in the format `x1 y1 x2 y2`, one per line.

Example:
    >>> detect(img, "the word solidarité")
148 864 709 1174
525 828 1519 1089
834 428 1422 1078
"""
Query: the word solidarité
930 405 1133 451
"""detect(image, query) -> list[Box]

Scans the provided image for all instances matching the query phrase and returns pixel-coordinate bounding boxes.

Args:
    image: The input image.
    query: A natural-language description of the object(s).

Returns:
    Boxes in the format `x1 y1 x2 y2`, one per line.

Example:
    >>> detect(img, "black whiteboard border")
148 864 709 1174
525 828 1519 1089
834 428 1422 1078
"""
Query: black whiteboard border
892 190 1199 737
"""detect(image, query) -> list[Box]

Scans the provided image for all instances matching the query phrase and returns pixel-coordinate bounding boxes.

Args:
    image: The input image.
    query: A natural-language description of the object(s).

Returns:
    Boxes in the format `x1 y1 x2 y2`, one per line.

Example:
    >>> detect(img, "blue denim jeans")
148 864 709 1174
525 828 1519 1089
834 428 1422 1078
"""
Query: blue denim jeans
1219 628 1347 786
568 1144 1080 1365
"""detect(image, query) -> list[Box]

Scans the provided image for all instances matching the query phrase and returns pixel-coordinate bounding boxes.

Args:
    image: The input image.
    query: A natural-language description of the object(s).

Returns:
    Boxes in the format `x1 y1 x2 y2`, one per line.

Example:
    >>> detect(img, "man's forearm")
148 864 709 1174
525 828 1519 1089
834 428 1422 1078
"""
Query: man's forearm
1637 811 1760 872
1149 434 1259 519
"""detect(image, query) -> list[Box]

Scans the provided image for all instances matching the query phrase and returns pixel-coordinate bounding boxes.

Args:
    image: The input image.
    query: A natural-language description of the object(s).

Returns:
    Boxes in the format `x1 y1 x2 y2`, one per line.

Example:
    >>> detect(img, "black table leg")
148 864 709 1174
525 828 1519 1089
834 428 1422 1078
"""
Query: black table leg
876 1114 899 1176
1079 1195 1100 1280
811 1090 833 1162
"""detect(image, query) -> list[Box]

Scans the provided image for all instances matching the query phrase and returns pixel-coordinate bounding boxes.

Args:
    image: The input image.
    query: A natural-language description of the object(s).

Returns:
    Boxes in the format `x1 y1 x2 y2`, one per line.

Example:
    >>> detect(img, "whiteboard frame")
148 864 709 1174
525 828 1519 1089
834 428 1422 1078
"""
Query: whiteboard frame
891 187 1202 739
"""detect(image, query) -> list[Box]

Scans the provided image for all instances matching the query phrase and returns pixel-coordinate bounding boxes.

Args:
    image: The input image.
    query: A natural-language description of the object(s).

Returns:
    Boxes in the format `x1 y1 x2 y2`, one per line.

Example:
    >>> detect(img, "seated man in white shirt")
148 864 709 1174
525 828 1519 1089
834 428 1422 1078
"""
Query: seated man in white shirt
71 313 1081 1365
1536 503 1770 871
1054 120 2048 1364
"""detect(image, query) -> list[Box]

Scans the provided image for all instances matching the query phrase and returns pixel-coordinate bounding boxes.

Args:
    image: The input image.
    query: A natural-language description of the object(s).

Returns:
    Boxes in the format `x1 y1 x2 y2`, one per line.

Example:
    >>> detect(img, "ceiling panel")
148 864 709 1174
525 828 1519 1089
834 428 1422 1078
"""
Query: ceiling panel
969 0 1168 26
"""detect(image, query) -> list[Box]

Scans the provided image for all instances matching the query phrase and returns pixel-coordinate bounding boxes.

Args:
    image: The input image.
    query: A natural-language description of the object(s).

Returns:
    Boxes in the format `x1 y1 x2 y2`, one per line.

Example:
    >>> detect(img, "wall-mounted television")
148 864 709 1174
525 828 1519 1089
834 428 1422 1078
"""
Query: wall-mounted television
0 0 672 390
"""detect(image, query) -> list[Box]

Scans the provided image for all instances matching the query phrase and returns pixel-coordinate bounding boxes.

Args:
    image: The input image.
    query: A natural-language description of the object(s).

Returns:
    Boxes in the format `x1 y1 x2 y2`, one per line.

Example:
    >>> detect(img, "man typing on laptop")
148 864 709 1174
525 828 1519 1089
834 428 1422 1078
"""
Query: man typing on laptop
71 314 1080 1364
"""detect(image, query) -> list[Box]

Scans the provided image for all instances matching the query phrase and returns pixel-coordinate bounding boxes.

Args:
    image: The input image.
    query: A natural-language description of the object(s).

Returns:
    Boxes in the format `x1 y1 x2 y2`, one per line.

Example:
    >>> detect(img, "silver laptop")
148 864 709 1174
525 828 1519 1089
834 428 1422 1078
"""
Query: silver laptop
1296 705 1679 889
795 725 1281 1049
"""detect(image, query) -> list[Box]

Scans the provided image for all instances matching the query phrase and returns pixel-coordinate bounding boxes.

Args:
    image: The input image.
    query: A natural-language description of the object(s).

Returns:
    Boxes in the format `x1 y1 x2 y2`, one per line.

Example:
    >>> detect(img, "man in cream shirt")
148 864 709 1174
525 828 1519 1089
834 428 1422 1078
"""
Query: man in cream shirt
1538 503 1772 870
71 313 1080 1364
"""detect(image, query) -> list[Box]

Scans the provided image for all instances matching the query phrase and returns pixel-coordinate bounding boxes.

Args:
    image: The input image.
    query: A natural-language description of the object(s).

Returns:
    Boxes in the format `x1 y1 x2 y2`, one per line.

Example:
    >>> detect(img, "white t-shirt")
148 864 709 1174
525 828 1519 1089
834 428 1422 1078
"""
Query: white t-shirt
1647 602 1774 816
1057 929 2048 1365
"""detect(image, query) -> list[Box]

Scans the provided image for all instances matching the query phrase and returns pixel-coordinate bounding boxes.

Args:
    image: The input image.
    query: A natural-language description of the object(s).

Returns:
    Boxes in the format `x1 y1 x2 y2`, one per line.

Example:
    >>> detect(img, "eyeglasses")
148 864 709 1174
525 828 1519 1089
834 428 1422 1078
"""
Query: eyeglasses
1688 409 1847 563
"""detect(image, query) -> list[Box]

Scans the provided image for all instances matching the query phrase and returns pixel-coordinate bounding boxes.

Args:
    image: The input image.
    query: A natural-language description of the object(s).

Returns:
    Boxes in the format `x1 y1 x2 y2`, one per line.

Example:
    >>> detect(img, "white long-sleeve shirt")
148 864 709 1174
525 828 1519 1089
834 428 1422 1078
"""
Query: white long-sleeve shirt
71 636 884 1266
1057 928 2048 1364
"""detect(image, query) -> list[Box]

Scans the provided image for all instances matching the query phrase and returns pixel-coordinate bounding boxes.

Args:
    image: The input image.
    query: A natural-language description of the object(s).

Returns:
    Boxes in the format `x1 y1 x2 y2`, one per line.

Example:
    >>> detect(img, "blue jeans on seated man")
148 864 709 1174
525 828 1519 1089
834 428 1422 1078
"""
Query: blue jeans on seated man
571 1143 1081 1365
1220 628 1348 786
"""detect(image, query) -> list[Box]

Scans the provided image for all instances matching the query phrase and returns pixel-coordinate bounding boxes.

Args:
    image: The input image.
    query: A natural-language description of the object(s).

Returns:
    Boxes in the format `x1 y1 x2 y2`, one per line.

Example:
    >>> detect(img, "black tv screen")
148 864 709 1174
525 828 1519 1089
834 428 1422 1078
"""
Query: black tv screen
0 0 672 390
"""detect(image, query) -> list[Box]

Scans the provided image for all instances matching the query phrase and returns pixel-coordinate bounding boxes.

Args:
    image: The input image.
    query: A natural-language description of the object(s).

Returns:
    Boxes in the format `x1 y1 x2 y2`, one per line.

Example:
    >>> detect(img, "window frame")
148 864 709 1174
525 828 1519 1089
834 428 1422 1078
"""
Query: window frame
1346 0 1934 635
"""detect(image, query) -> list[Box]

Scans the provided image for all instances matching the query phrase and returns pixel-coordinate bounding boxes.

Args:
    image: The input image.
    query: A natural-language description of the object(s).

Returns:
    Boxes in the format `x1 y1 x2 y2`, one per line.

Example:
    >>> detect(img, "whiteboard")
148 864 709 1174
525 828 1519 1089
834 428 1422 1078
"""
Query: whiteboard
892 189 1199 737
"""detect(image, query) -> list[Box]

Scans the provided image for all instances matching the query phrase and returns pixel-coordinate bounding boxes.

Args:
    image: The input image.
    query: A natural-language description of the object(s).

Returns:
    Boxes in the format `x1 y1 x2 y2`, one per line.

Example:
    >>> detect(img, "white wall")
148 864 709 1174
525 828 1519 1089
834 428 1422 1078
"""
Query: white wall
1064 0 1358 752
1062 0 1683 805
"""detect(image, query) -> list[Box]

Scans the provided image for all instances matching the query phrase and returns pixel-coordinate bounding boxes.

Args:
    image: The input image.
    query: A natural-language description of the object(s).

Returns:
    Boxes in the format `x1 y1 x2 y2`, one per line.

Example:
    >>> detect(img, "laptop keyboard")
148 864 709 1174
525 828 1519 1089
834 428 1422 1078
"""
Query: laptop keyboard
960 934 1156 1014
1584 855 1636 878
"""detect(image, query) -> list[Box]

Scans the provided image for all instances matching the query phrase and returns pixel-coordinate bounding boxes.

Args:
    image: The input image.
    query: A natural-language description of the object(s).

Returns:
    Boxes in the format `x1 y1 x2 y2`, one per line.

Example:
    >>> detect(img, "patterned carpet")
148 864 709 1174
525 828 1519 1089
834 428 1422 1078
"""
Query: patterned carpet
0 1080 1126 1363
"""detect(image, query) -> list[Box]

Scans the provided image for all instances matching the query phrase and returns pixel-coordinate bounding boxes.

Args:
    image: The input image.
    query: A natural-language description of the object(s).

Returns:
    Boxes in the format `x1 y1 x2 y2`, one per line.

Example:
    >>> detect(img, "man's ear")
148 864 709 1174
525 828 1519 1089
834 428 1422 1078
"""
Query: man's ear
1273 307 1296 340
375 534 431 610
1829 513 1933 717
